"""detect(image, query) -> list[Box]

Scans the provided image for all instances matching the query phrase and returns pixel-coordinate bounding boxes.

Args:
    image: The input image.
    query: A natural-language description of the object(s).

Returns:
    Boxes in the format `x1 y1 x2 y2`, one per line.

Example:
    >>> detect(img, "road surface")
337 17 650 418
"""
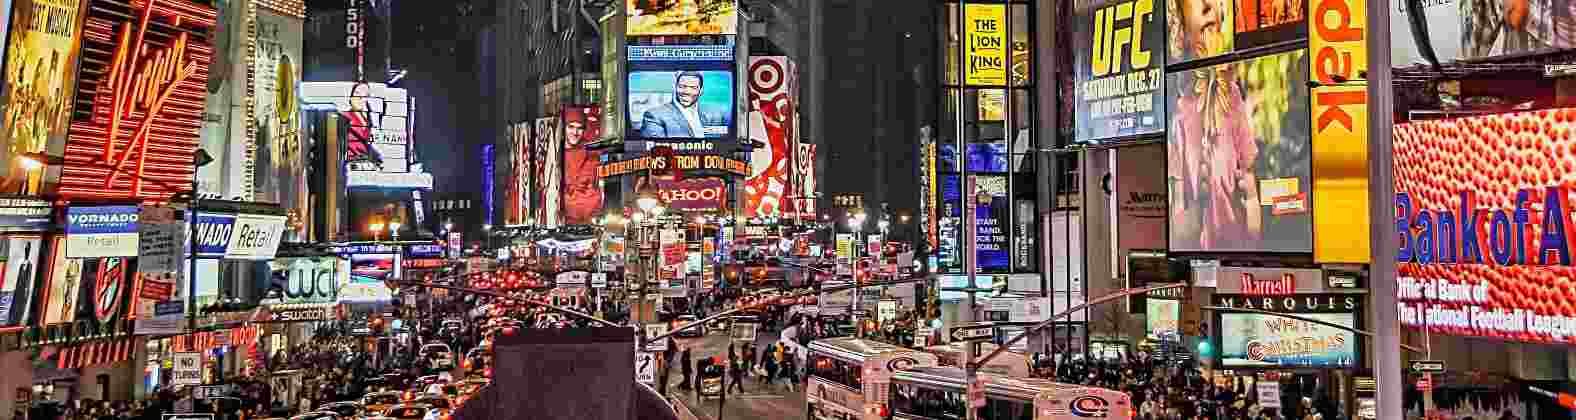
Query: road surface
660 323 807 420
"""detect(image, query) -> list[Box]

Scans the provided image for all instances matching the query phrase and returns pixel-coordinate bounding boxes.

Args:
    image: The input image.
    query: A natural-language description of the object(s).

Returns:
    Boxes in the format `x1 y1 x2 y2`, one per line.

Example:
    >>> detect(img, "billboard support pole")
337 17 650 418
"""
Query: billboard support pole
1365 0 1404 416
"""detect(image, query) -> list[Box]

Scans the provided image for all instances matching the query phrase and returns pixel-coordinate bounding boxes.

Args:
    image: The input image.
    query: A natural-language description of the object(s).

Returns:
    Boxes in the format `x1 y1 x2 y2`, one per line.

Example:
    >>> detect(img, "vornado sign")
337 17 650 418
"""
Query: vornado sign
657 178 726 212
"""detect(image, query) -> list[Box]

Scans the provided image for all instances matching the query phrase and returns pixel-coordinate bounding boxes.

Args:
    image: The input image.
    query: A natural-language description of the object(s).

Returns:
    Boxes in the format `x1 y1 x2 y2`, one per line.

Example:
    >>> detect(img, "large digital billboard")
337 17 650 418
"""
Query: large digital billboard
561 106 603 225
1219 312 1356 368
1391 0 1576 66
745 56 796 218
0 235 41 326
1393 108 1576 344
252 8 306 226
2 0 83 196
627 43 734 140
509 121 531 225
1073 0 1165 141
1166 49 1311 253
1164 0 1305 65
795 142 817 219
301 81 431 189
626 0 736 36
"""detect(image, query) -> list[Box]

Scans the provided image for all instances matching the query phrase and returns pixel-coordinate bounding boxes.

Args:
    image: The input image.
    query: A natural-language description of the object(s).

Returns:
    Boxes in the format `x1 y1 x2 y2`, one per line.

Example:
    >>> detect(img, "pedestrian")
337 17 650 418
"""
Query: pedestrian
679 348 693 390
727 357 746 394
779 354 798 392
763 352 779 391
742 344 756 383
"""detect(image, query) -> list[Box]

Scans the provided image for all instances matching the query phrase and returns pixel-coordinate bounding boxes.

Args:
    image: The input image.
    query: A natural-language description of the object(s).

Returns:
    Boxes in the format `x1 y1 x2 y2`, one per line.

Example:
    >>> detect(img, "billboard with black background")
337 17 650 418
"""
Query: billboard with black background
1073 0 1166 141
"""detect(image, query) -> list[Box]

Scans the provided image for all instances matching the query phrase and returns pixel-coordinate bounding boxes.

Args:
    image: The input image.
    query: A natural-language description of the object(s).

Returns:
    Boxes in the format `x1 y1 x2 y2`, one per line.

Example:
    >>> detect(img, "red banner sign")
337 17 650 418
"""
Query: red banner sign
657 177 725 212
60 0 216 199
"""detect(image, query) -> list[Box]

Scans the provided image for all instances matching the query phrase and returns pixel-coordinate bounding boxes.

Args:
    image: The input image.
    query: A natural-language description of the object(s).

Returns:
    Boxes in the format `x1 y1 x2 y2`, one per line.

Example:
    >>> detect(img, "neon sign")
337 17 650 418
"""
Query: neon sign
60 0 215 199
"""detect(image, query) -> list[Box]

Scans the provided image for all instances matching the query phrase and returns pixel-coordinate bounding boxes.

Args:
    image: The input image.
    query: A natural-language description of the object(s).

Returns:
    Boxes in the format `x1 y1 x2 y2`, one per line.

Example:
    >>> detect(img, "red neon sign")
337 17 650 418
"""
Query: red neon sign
59 0 215 199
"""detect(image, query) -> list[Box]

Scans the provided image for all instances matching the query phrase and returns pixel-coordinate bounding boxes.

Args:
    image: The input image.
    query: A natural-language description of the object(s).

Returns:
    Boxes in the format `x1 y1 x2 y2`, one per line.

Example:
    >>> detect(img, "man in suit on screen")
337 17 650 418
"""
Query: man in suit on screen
640 71 725 138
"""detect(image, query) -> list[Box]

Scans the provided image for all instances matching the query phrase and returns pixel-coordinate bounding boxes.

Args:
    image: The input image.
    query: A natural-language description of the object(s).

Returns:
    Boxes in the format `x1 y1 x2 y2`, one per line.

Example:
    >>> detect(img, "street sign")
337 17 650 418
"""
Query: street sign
193 385 229 399
644 324 669 351
950 324 995 342
636 352 656 385
1256 382 1282 408
1410 360 1445 374
591 273 608 288
172 352 202 386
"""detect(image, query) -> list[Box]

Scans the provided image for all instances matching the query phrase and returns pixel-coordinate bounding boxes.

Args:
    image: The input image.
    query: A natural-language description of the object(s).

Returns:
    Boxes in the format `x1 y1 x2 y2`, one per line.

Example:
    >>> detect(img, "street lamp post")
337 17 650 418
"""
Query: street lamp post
371 222 386 242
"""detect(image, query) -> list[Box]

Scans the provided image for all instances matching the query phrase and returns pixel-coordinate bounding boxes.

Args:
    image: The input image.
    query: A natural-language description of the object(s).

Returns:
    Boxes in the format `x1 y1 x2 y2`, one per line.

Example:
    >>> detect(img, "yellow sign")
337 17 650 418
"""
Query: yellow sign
1310 0 1369 263
836 234 854 260
964 4 1007 86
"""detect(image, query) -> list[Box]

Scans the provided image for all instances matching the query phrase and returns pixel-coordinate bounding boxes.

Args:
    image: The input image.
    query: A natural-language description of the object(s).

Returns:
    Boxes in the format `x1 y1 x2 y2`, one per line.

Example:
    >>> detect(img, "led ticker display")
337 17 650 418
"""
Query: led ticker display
1393 108 1576 344
597 154 748 178
59 0 215 199
1166 49 1311 253
627 44 734 140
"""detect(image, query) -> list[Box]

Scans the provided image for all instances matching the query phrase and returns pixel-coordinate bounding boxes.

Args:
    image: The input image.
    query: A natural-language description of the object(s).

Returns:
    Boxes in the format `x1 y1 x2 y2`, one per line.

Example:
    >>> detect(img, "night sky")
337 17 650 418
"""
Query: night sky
386 0 488 198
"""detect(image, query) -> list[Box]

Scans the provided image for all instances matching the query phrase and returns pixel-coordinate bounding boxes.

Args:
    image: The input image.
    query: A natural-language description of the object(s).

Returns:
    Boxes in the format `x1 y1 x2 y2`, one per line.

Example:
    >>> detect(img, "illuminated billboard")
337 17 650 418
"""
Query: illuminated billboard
627 43 734 140
745 56 795 219
1073 0 1164 141
795 142 817 220
1393 108 1576 344
0 0 82 196
509 121 531 225
61 0 217 199
626 0 736 36
657 177 725 212
561 106 603 225
1165 49 1311 253
1219 312 1356 368
251 7 307 231
533 117 560 227
1164 0 1305 65
301 81 432 189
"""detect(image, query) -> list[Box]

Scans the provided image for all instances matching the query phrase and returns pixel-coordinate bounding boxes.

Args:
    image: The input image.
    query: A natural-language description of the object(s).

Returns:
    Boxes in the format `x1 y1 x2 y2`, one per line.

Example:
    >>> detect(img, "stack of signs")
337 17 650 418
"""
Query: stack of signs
65 206 141 258
135 273 186 335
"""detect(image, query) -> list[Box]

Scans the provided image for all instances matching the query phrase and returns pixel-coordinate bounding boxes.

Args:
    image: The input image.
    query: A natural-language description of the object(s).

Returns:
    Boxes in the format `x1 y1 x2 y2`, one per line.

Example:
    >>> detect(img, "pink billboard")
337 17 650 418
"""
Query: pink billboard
657 177 725 213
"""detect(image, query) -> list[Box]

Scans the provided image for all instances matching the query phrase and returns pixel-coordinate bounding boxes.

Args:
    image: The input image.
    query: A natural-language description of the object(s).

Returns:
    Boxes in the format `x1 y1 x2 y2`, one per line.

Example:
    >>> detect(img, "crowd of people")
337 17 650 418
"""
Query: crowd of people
1045 352 1347 420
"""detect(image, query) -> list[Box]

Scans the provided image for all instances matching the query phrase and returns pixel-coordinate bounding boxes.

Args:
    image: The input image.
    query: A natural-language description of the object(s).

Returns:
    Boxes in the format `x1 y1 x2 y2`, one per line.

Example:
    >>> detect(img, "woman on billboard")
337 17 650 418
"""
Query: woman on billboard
561 106 604 225
343 81 384 169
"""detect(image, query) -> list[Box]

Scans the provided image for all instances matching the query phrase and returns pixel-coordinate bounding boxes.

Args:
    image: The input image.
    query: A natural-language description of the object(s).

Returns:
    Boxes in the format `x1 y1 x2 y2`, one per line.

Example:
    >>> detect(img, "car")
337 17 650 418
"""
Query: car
360 391 402 415
316 401 362 418
672 315 704 338
382 404 431 420
420 343 454 370
288 411 341 420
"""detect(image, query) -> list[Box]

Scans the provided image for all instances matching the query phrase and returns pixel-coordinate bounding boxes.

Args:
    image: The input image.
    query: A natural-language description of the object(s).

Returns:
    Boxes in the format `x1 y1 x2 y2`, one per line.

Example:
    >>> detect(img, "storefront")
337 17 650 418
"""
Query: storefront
1210 266 1364 415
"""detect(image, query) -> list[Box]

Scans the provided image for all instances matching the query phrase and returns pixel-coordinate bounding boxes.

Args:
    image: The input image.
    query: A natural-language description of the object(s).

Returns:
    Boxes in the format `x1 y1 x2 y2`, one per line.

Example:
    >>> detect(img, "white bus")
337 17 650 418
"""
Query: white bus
889 366 1132 420
807 337 939 420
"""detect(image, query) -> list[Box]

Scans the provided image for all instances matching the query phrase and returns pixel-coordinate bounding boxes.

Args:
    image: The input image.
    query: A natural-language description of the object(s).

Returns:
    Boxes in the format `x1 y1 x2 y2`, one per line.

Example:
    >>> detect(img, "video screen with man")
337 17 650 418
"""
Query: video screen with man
626 43 735 139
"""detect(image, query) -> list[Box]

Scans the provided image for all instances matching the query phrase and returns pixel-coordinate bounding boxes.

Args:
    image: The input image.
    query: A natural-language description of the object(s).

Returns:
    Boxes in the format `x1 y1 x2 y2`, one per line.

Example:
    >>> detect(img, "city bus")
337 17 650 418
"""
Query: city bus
807 337 939 420
889 366 1132 420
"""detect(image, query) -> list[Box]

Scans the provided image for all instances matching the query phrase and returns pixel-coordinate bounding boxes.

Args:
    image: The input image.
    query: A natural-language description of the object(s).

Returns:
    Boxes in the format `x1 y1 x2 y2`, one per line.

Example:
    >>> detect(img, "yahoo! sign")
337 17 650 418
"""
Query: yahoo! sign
657 178 726 212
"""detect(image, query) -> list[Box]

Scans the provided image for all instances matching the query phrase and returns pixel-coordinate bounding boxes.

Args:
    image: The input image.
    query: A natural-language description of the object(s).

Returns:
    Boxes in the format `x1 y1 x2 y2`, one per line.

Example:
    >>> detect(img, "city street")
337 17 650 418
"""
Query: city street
661 324 806 420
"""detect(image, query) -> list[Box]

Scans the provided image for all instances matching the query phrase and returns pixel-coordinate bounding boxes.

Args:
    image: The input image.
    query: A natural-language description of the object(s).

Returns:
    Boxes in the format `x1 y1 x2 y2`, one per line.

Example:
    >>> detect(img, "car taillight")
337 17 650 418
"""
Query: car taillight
878 404 889 418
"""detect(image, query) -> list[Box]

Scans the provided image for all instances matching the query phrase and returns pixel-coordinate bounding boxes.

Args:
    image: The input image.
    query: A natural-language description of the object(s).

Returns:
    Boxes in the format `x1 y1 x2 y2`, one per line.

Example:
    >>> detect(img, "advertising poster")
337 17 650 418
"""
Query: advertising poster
1146 299 1181 341
40 238 77 324
0 0 84 196
267 257 339 304
745 56 797 218
627 43 734 139
972 177 1010 272
251 9 306 227
657 177 725 212
349 254 395 283
1219 313 1356 368
1073 0 1165 141
0 235 41 326
1390 0 1576 66
797 142 817 219
198 0 244 200
835 233 853 261
75 257 130 324
659 229 685 283
1163 0 1305 65
600 13 625 142
65 206 141 258
963 4 1007 86
1392 107 1576 344
511 121 532 225
1115 143 1167 281
1166 49 1311 253
300 82 426 187
625 0 736 35
60 0 215 199
1310 0 1368 264
560 106 603 225
533 117 560 227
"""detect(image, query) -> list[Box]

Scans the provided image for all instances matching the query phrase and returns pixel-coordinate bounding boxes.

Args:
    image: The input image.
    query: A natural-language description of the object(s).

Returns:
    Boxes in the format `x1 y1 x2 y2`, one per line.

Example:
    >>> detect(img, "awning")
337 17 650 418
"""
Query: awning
57 337 139 370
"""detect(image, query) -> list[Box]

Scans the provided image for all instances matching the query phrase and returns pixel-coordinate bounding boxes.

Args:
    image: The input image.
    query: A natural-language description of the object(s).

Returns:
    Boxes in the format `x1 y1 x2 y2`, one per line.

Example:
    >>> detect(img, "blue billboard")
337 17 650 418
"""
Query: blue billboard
627 43 735 140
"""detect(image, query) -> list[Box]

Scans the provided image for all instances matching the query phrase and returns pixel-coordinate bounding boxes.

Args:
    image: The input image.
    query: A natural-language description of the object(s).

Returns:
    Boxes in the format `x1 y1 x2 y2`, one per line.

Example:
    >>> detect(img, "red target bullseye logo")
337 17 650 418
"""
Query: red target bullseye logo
1246 340 1270 361
750 59 785 94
